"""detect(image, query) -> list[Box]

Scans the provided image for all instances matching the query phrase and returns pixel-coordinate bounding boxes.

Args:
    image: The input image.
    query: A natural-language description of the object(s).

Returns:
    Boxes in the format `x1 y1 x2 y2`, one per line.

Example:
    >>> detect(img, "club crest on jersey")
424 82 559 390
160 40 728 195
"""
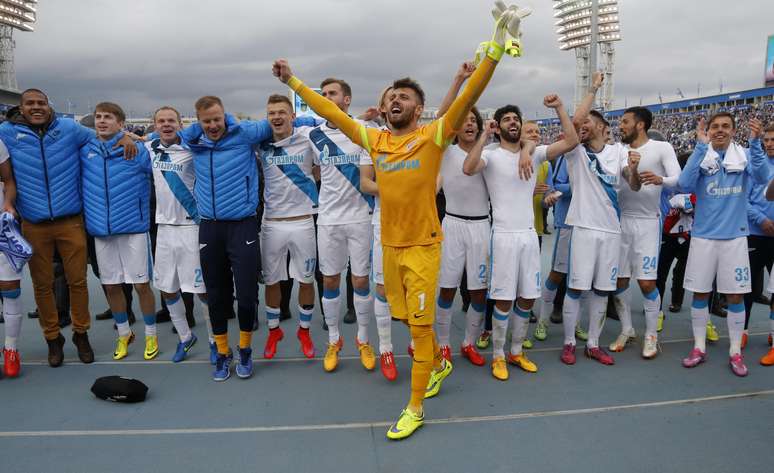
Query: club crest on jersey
587 159 618 185
319 145 360 166
376 155 420 172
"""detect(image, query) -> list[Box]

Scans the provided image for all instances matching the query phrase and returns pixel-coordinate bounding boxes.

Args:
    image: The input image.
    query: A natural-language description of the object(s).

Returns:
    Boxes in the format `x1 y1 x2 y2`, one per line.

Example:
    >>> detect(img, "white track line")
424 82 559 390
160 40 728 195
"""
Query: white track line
20 332 771 366
1 389 772 438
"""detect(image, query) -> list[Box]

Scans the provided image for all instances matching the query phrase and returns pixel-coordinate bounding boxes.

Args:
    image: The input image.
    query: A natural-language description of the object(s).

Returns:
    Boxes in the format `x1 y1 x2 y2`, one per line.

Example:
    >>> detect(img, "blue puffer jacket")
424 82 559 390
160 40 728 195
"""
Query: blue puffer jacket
0 114 94 223
80 133 152 237
180 114 319 220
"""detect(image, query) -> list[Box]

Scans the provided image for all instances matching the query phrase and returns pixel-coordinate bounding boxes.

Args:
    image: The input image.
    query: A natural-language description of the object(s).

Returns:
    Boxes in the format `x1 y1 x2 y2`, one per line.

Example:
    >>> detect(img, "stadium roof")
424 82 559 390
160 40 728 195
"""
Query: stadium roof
536 86 774 125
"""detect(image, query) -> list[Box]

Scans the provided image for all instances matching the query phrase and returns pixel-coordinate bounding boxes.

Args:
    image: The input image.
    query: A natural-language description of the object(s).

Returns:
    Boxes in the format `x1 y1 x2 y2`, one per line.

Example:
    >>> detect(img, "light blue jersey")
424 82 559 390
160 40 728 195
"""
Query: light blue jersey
746 155 774 237
677 139 767 240
548 155 572 228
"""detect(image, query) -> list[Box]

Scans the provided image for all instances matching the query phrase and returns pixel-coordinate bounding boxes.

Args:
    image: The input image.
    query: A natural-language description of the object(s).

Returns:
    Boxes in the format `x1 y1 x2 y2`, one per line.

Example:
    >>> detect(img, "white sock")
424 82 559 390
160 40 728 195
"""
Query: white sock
322 290 341 344
727 302 745 356
266 306 281 330
464 303 484 347
116 321 131 338
510 305 531 355
167 295 192 343
614 286 633 334
2 291 22 350
298 305 313 329
353 291 372 344
563 291 581 345
144 314 157 337
691 299 709 352
435 297 453 347
587 291 607 349
540 279 558 323
200 300 215 343
642 288 661 338
374 294 393 353
492 306 510 358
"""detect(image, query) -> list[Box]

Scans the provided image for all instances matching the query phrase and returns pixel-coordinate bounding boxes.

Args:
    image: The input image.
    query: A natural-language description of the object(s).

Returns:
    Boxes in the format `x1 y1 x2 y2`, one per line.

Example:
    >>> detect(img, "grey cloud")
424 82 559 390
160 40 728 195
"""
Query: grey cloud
12 0 774 118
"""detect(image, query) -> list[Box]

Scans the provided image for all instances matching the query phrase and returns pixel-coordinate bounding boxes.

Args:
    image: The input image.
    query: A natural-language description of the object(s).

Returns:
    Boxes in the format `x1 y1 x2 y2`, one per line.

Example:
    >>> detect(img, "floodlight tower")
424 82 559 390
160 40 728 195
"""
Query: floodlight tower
0 0 37 91
553 0 620 111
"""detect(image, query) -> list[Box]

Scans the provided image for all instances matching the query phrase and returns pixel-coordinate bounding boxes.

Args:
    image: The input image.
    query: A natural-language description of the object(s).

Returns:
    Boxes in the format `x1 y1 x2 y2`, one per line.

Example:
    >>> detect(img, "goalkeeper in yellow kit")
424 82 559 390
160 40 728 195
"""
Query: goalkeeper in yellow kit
273 2 530 440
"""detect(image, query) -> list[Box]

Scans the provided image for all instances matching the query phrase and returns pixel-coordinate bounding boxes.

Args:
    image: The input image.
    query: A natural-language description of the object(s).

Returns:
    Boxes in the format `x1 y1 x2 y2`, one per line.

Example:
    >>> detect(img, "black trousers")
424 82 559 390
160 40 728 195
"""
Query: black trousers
199 217 259 334
656 234 690 310
744 234 774 328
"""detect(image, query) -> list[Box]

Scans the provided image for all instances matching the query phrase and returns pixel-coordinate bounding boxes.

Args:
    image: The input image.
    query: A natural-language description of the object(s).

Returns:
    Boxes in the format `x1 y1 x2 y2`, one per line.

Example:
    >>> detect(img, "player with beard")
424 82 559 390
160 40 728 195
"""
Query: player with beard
608 107 680 359
559 80 642 367
463 95 578 380
272 2 525 438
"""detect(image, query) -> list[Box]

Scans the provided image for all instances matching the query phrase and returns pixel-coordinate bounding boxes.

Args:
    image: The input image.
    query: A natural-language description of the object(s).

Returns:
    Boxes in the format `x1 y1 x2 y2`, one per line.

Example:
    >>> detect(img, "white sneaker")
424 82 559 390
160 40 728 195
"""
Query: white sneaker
608 330 636 352
642 335 659 359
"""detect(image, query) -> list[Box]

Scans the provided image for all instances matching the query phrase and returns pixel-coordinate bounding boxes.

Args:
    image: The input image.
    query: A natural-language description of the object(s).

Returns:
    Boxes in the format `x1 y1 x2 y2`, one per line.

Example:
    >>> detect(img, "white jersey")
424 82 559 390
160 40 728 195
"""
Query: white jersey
440 144 489 217
565 143 629 234
308 122 373 225
481 144 548 233
619 139 680 219
145 138 198 225
259 127 319 219
359 153 381 225
0 139 8 205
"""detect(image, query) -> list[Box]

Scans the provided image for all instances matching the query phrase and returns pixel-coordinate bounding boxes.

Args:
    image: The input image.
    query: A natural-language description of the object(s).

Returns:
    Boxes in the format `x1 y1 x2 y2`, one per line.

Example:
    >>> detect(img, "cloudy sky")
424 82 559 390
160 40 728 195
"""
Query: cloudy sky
12 0 774 119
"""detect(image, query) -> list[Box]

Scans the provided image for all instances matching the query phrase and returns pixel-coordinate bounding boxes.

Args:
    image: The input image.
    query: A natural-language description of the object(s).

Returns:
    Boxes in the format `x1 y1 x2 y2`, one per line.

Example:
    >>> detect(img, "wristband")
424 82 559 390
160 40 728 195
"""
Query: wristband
486 41 504 61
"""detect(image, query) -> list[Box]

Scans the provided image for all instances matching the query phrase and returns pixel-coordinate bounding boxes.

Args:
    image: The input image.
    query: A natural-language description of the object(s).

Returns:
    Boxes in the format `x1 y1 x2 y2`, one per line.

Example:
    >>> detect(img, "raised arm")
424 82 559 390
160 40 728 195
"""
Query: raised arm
748 118 769 185
274 59 378 153
463 120 496 175
437 62 476 118
572 71 603 129
443 56 499 136
678 118 709 193
543 94 579 161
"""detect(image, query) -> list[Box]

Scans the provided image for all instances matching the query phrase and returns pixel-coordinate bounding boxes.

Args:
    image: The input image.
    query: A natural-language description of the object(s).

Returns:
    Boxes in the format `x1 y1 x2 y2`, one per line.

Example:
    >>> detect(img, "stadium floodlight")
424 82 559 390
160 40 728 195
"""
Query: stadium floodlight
553 0 620 110
0 0 37 91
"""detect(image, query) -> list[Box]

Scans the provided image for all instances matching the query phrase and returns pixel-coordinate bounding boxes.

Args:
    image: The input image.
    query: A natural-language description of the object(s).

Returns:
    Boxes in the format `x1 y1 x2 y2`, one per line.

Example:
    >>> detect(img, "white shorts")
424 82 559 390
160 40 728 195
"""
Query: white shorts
0 254 22 281
618 216 660 280
372 223 384 285
153 224 205 294
550 227 572 274
568 227 620 292
95 233 152 285
260 217 317 285
439 215 490 290
318 222 372 277
684 236 751 294
767 267 774 294
488 231 541 301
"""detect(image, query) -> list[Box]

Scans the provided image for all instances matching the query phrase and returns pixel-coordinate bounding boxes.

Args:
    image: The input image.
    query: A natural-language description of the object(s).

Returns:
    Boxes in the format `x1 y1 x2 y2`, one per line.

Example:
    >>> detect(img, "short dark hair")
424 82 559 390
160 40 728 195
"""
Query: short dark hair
320 78 352 98
494 104 522 125
624 106 653 132
94 102 126 122
194 96 223 113
765 123 774 134
153 106 181 123
708 112 735 129
20 88 48 104
588 109 609 127
392 77 425 105
267 94 293 110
